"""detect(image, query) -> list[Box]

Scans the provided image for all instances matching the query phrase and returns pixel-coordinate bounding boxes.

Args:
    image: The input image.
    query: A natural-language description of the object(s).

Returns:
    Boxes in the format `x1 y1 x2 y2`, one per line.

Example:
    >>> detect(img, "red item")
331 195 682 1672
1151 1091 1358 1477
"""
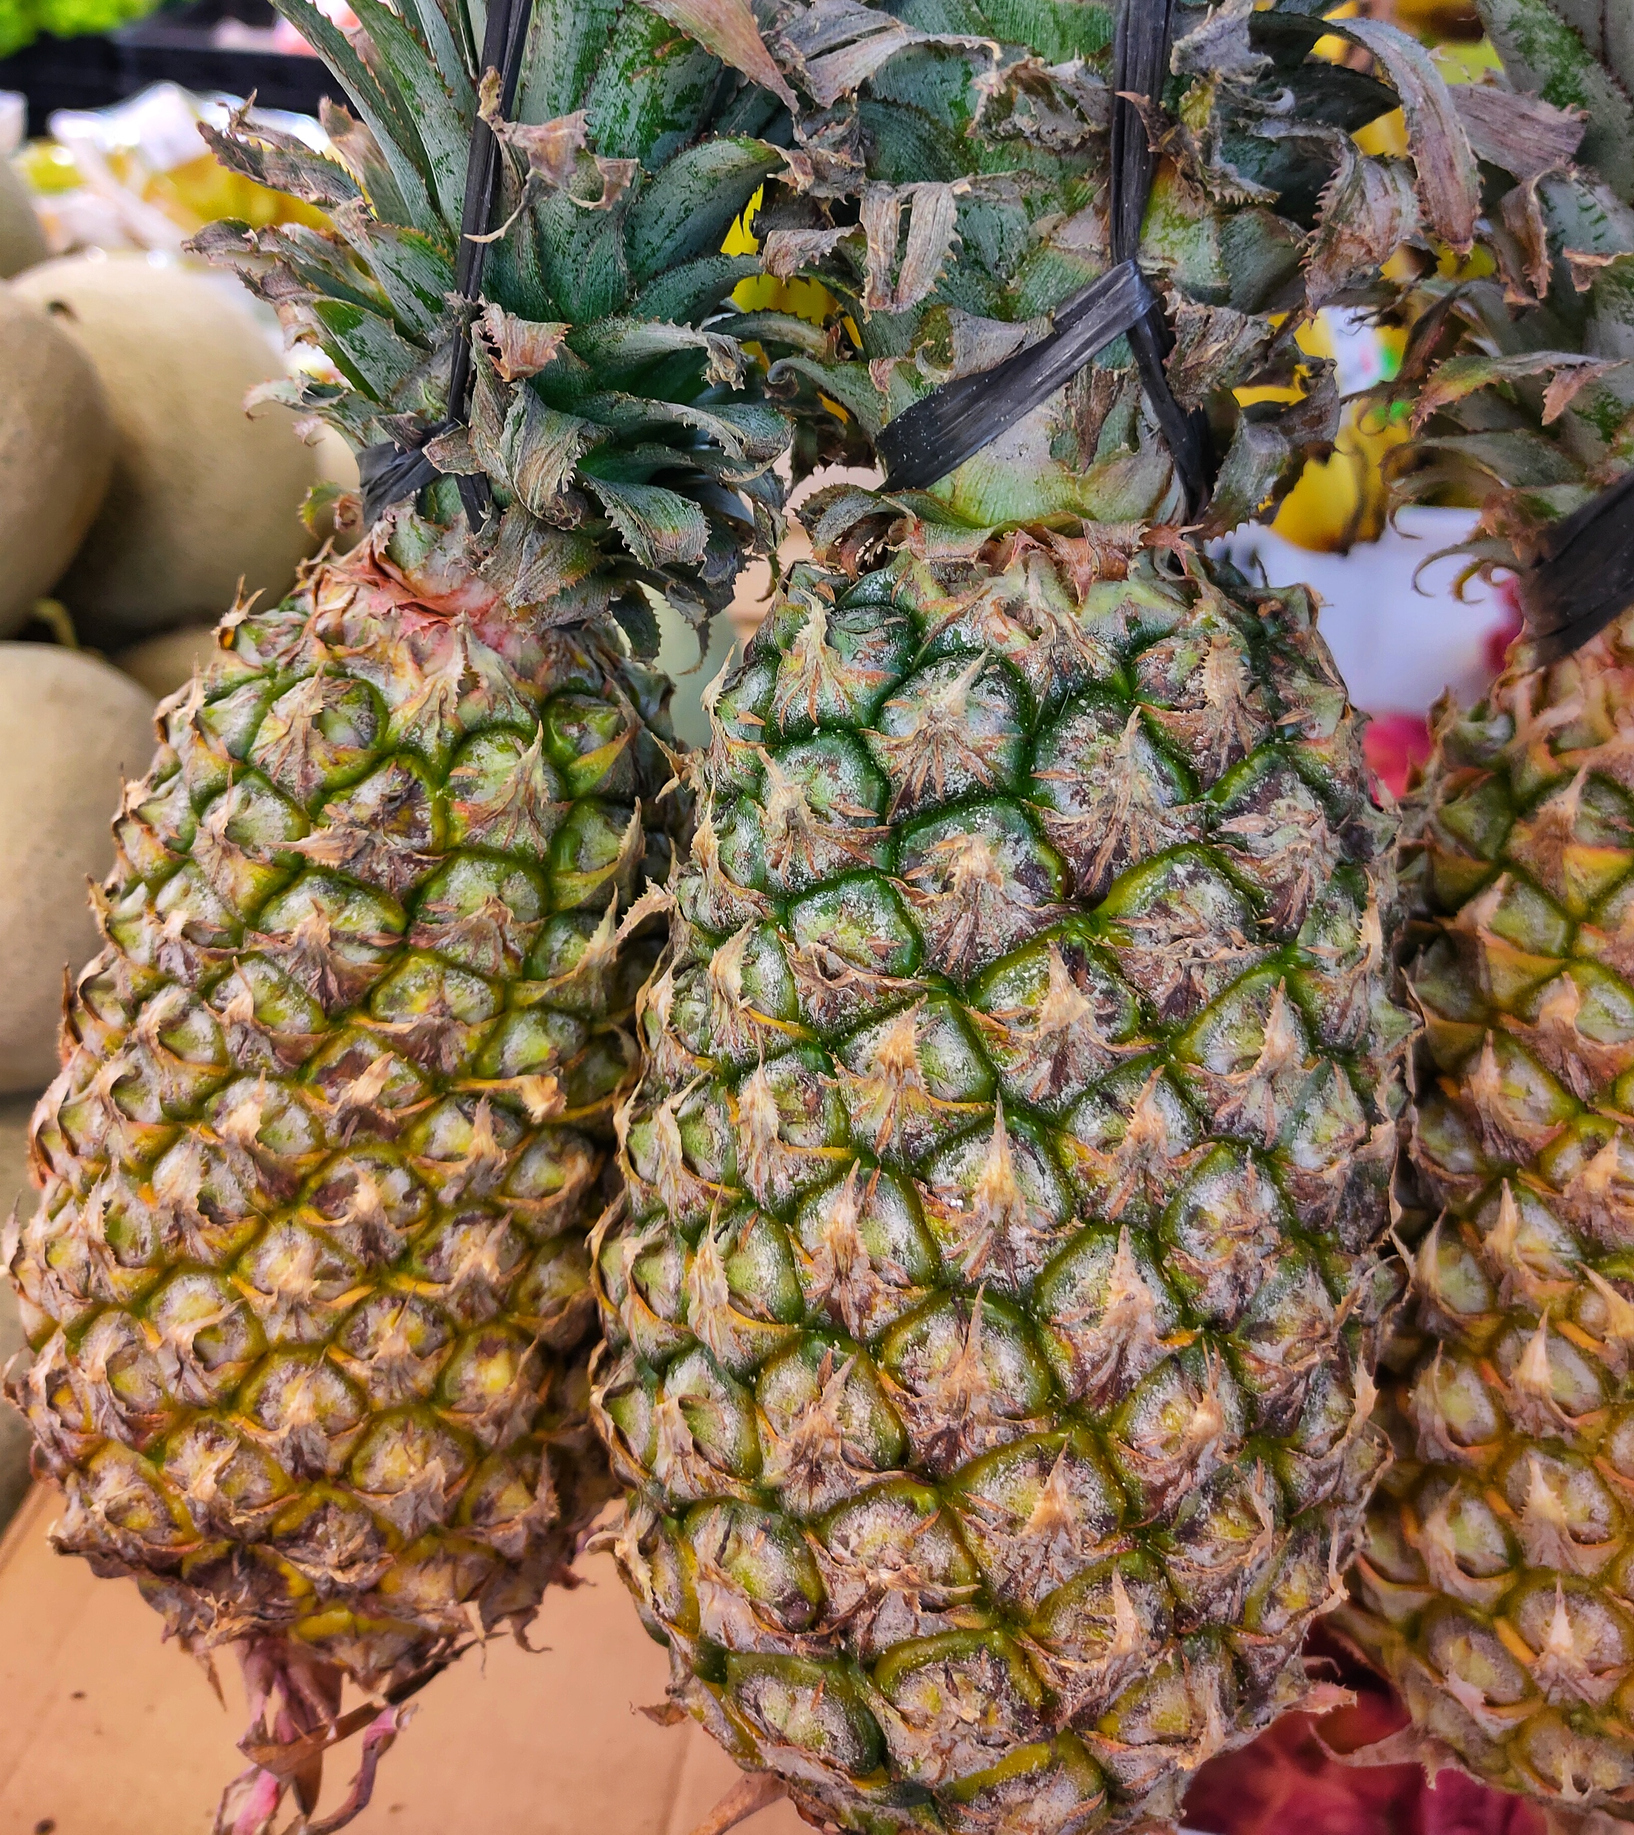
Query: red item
1364 711 1433 800
1183 1633 1547 1835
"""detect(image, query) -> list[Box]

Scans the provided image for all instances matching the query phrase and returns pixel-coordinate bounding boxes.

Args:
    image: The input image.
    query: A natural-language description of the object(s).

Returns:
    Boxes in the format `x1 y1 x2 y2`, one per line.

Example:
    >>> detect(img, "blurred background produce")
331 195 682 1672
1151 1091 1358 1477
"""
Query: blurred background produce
0 0 337 128
0 0 158 62
11 252 317 640
0 124 44 268
111 617 218 696
0 643 154 1092
0 282 114 630
0 74 353 1586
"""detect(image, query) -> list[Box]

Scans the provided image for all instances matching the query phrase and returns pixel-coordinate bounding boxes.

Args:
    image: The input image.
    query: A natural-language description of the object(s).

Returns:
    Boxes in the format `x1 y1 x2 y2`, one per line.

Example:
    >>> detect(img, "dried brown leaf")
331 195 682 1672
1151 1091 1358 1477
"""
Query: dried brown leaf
760 224 855 278
1543 357 1629 423
1171 0 1269 84
861 182 961 315
802 25 914 106
1451 81 1585 182
1165 297 1276 408
683 1773 788 1835
474 302 570 381
1307 141 1420 308
1501 175 1554 300
1566 248 1626 290
475 92 635 211
1411 349 1608 430
773 1 995 109
480 84 587 184
644 0 798 111
1341 16 1480 254
639 1699 689 1726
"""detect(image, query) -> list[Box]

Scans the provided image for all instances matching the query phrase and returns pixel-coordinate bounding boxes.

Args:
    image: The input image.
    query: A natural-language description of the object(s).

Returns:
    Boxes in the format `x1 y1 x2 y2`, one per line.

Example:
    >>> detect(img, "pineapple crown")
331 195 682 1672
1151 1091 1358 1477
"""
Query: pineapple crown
197 0 1484 611
198 0 807 641
1380 0 1634 657
871 0 1213 513
716 0 1487 550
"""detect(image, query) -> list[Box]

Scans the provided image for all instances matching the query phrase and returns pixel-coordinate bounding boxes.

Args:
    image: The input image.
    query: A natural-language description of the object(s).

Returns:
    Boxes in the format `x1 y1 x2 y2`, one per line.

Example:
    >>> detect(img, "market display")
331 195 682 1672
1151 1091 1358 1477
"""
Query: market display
0 146 47 275
1330 0 1634 1814
586 0 1451 1822
0 0 1626 1831
3 1 789 1824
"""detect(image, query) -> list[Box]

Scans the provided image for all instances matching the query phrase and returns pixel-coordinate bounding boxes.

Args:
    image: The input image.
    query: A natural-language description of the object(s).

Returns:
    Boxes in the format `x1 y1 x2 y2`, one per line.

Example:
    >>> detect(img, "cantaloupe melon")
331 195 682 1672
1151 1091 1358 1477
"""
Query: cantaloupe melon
10 254 317 642
113 620 218 698
0 157 47 279
0 287 115 636
0 643 156 1094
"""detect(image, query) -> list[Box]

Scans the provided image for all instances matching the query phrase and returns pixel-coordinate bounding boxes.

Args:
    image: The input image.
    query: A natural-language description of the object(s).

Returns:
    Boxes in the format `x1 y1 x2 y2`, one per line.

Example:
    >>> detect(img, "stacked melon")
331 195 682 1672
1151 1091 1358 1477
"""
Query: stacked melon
0 245 328 1089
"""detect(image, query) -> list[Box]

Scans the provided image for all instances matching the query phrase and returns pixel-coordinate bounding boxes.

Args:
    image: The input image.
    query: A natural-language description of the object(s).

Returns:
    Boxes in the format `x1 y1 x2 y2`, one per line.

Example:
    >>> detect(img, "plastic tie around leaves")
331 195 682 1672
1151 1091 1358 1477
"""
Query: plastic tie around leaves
357 0 535 529
876 0 1213 513
1519 468 1634 662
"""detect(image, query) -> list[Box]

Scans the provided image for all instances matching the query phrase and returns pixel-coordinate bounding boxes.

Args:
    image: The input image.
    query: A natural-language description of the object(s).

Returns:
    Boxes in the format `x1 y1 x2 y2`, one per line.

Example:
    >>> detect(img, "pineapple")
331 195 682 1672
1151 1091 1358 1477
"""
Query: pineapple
589 3 1464 1827
2 0 799 1819
1331 1 1634 1811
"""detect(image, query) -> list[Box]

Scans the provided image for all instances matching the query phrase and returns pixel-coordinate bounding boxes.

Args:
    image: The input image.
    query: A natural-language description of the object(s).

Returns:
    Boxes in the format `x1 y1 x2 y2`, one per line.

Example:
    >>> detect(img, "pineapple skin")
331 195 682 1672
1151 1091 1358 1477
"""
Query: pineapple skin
593 535 1410 1834
1336 616 1634 1814
6 507 678 1692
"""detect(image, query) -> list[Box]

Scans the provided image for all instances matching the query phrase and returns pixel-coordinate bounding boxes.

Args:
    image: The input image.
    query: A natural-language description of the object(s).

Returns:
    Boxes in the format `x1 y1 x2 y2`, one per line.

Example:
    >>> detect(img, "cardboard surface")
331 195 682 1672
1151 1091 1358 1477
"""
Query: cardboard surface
0 1485 808 1835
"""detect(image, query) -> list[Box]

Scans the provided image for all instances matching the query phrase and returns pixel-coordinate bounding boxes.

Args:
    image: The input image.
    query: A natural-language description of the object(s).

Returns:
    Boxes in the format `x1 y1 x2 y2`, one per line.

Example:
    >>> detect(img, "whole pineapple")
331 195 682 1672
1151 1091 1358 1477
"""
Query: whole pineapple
2 0 795 1818
1333 1 1634 1809
590 3 1463 1827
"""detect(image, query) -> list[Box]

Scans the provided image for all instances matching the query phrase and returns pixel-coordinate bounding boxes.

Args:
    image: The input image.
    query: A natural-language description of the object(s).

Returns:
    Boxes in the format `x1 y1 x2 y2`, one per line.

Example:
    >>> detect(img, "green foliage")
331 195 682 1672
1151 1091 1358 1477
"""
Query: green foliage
0 0 158 59
198 0 802 628
1477 0 1634 201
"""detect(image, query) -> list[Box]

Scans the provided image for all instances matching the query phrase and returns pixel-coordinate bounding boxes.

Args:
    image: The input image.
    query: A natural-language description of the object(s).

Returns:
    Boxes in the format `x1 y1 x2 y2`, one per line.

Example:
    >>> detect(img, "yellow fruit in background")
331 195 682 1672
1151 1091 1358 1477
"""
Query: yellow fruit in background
1271 400 1410 552
724 185 843 327
15 124 327 238
1235 312 1410 553
15 140 79 197
132 149 329 236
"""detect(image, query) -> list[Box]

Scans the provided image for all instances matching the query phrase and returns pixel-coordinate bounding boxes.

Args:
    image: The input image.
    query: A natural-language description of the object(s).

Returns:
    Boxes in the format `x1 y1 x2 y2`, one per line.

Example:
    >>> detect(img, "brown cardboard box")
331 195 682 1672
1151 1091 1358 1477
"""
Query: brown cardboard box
0 1485 808 1835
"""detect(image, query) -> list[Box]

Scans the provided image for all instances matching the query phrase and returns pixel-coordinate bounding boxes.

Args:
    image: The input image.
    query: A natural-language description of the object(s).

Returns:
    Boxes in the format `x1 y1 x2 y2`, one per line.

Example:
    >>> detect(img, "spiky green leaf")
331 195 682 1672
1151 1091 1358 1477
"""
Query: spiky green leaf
582 475 711 568
348 0 472 229
624 138 787 285
1476 0 1634 201
272 0 436 229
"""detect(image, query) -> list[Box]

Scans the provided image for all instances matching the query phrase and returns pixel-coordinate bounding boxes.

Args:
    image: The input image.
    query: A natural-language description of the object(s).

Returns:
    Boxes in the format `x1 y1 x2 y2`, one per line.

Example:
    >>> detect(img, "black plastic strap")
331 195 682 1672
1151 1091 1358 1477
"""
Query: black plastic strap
1109 0 1166 267
358 0 534 529
876 0 1213 512
876 261 1156 490
1518 469 1634 663
1111 0 1211 515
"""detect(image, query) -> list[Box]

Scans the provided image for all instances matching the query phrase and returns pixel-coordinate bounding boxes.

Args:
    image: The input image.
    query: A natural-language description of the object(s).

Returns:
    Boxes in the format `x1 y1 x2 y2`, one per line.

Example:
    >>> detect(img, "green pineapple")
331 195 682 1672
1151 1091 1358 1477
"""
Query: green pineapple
589 4 1467 1828
3 0 800 1819
1332 0 1634 1812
